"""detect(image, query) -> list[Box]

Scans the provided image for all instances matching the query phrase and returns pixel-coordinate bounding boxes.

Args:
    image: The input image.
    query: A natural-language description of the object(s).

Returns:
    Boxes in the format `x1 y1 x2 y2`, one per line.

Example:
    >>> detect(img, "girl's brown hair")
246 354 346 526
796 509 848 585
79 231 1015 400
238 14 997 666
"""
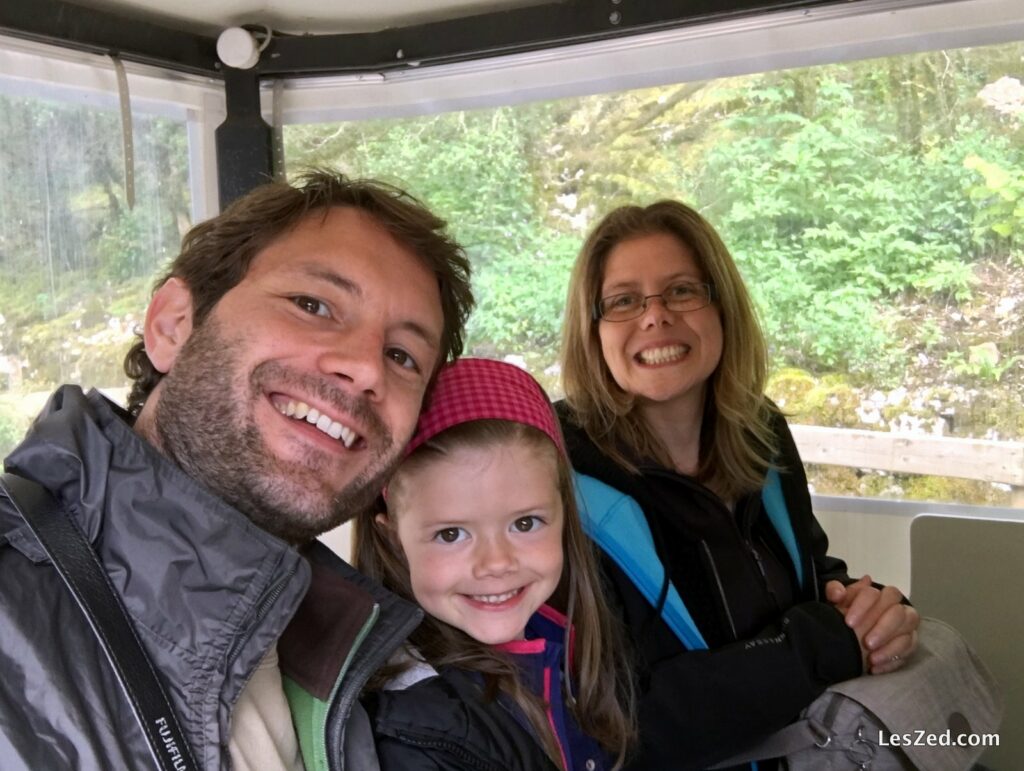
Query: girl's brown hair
560 200 776 500
353 419 634 770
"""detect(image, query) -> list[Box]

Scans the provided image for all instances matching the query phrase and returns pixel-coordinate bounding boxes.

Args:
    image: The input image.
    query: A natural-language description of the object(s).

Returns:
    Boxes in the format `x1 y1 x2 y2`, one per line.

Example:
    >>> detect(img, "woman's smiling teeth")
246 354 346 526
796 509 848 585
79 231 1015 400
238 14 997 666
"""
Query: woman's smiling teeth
468 588 523 604
273 398 359 448
637 344 689 365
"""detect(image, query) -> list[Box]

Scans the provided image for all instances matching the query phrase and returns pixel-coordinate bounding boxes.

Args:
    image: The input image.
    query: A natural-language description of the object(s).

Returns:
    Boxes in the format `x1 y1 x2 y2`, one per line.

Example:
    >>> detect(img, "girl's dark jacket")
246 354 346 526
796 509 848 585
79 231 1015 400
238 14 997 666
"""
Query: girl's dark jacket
556 401 863 771
368 608 612 771
367 668 557 771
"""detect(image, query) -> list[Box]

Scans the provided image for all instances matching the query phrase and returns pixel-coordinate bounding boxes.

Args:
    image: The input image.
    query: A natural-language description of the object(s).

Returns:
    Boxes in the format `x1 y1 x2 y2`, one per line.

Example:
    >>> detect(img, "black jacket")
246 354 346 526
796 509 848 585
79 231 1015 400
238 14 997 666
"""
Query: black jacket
556 402 863 771
368 667 559 771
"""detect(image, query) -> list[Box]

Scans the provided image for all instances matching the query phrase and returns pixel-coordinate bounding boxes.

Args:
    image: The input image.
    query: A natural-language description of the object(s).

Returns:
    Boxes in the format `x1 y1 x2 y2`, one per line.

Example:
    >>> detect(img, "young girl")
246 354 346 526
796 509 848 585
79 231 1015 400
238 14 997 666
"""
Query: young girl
355 357 634 771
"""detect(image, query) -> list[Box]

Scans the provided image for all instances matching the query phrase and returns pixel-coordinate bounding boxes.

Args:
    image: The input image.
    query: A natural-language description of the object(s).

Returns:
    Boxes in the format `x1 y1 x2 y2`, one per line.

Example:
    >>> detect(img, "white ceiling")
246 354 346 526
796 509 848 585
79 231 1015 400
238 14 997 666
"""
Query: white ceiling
68 0 552 37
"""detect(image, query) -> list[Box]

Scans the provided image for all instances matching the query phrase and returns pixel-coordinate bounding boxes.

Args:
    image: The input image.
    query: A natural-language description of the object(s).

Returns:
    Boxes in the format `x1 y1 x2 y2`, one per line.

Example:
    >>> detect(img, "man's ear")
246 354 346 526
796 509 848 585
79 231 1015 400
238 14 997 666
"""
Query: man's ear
143 277 194 374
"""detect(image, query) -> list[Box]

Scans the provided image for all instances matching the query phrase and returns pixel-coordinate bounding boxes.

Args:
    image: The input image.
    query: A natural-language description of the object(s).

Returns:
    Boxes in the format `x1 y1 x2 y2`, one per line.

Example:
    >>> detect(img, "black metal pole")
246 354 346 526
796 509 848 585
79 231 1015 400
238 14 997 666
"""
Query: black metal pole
215 67 274 210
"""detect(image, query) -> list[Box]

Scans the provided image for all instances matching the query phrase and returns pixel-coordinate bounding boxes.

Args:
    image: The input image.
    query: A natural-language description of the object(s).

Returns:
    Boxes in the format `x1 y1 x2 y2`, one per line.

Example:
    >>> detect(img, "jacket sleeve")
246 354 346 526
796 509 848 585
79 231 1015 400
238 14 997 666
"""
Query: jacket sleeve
616 575 864 770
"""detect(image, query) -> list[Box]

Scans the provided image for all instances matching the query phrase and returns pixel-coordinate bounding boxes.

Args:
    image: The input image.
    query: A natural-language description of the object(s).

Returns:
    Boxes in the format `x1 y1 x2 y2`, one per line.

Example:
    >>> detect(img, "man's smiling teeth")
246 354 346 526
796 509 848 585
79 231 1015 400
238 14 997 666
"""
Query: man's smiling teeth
638 344 689 365
469 588 521 604
275 399 358 448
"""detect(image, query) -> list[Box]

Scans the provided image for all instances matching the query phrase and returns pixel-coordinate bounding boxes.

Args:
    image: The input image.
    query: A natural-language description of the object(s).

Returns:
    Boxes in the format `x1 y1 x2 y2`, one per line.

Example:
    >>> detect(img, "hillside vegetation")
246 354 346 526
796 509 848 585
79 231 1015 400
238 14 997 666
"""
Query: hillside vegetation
2 42 1022 505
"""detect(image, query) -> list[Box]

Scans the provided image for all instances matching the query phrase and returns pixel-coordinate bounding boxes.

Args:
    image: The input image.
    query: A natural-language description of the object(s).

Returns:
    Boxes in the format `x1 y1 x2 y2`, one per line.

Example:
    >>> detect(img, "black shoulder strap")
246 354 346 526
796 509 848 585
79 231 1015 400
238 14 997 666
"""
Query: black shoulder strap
1 472 199 771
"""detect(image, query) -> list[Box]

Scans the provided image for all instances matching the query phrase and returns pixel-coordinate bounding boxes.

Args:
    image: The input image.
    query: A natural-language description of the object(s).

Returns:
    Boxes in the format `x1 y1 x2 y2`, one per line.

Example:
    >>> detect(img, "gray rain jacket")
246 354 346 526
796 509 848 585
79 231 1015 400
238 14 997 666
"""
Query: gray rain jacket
0 386 421 771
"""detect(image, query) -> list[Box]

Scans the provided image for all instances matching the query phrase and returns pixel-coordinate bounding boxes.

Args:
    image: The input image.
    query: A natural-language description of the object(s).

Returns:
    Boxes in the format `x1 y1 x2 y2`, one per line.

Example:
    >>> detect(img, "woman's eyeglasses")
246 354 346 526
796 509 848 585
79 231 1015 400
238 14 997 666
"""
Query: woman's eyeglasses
594 281 716 322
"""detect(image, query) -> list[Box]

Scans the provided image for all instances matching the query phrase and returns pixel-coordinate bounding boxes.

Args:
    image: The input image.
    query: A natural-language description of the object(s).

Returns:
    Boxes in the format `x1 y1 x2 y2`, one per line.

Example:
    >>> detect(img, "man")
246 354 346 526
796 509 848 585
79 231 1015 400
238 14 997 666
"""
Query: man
0 170 474 771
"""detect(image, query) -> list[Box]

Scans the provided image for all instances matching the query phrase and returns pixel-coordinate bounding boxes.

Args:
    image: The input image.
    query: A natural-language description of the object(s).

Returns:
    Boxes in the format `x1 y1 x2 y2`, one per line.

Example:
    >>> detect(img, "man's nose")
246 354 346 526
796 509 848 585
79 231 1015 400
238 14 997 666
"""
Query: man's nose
318 332 386 400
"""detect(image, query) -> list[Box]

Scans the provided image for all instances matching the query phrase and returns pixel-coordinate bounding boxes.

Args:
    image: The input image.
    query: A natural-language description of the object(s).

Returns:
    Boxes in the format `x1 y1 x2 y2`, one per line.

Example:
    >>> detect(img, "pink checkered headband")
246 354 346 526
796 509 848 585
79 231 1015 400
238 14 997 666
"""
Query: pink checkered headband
406 357 565 458
381 358 564 500
380 356 565 495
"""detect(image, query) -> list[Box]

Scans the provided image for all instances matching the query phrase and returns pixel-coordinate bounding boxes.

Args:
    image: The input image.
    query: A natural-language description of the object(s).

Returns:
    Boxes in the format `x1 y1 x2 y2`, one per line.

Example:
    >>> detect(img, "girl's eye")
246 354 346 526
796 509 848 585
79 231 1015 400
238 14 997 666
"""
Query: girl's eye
386 347 419 372
512 516 543 533
434 527 467 544
292 296 330 318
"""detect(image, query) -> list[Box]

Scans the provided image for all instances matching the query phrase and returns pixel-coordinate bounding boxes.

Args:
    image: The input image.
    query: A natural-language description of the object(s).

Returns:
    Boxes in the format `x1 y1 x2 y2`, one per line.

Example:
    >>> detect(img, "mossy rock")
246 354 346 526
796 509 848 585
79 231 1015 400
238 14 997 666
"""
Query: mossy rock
806 382 862 428
857 472 906 499
804 463 1013 507
902 475 1010 507
936 390 1024 439
75 337 134 388
767 368 816 414
803 464 862 496
18 312 135 391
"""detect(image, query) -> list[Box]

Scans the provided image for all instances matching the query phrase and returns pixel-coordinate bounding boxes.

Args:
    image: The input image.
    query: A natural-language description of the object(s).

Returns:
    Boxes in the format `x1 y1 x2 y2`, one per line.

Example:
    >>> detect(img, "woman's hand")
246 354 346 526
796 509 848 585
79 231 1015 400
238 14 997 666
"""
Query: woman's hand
825 575 920 674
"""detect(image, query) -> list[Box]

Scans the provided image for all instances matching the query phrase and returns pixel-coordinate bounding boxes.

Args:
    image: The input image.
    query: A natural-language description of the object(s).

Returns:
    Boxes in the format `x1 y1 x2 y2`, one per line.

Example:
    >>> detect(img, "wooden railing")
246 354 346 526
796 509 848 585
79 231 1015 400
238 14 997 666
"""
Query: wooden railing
789 425 1024 508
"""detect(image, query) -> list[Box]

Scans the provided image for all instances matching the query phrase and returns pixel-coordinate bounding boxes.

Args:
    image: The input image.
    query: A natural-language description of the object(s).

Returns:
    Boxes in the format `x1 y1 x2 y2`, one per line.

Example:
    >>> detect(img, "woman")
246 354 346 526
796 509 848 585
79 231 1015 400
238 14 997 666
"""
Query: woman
557 201 919 770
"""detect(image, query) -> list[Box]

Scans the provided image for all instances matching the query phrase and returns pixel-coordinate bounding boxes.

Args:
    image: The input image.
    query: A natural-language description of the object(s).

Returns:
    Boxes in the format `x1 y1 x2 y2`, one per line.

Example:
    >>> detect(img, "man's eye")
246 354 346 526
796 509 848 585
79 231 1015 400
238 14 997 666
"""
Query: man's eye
434 527 467 544
512 516 542 533
292 296 330 317
386 348 419 372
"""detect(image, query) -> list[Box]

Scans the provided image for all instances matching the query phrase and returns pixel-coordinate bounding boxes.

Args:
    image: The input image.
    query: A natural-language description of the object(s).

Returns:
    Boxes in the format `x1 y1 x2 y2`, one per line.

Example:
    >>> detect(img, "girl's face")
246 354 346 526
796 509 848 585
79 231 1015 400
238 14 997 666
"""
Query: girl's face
597 231 723 414
387 439 564 645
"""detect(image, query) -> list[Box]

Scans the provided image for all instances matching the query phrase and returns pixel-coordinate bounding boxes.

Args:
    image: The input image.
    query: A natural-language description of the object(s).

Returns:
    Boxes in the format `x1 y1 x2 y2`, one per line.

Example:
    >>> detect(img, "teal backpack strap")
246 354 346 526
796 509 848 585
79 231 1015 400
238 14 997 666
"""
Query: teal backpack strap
761 468 804 589
573 473 708 651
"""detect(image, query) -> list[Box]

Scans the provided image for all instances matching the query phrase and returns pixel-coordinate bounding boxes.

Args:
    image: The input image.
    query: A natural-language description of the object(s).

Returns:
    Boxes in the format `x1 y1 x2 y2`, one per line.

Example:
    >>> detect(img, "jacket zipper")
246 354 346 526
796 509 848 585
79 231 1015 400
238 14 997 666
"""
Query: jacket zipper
699 541 738 640
653 465 791 625
738 488 785 616
316 604 379 771
748 543 768 583
324 599 424 771
393 734 506 771
646 465 776 642
226 561 299 668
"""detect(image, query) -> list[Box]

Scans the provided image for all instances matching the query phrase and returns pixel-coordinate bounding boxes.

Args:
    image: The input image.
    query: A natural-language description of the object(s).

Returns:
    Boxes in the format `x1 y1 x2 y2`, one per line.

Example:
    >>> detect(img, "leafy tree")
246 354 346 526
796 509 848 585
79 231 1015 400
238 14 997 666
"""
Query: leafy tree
287 106 576 354
0 93 189 389
693 67 1015 379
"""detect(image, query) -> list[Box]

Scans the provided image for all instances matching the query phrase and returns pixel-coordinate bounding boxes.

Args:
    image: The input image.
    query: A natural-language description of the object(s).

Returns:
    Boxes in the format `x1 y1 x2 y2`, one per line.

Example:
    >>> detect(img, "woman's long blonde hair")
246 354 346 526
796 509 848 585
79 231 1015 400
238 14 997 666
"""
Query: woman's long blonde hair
354 420 635 770
560 200 777 500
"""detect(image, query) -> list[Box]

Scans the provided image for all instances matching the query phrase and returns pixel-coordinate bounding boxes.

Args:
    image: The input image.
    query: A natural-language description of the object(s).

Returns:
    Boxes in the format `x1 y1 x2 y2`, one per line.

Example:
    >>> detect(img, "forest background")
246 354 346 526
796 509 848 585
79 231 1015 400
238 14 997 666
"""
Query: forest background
1 41 1022 505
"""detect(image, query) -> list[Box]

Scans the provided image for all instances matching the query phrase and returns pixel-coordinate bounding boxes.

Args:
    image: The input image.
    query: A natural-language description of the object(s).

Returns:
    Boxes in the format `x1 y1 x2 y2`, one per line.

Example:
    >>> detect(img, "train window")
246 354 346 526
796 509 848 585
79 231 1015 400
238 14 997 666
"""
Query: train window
285 38 1024 510
0 42 201 457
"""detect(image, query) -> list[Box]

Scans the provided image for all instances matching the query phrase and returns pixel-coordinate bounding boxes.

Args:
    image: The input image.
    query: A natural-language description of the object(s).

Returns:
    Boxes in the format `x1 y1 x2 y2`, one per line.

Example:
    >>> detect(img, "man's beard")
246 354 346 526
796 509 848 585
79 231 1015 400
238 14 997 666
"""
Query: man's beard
152 317 401 544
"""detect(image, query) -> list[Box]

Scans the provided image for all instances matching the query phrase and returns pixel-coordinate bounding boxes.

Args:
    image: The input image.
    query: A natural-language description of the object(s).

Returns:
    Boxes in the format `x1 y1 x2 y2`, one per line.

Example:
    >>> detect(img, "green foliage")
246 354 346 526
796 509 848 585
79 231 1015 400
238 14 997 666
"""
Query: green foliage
0 409 27 460
287 107 552 262
0 95 188 399
694 70 1015 379
287 106 577 355
965 154 1024 261
468 231 579 353
807 463 1012 507
283 45 1024 392
943 344 1022 383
